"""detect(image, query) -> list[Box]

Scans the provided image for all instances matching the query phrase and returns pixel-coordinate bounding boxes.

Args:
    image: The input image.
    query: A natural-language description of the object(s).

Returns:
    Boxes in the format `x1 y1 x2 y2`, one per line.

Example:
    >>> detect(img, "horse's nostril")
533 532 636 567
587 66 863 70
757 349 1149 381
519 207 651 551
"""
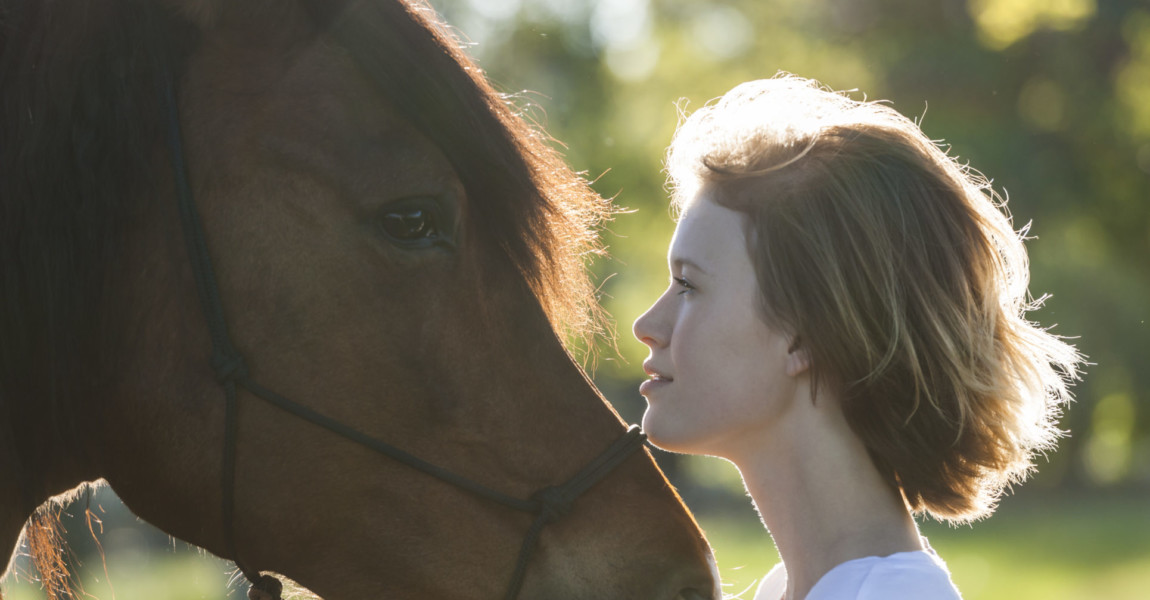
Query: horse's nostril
675 588 712 600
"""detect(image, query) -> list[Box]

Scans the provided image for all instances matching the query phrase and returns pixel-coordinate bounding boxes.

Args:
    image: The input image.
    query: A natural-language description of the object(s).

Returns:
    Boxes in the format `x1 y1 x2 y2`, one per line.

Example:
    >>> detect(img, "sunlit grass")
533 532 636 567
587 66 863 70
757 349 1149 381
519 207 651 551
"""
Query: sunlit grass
3 492 1147 600
4 553 232 600
697 492 1150 600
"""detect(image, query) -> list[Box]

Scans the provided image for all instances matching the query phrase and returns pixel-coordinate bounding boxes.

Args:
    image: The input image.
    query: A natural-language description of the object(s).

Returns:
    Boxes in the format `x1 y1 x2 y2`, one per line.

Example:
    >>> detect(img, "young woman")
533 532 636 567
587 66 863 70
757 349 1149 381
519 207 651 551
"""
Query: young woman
633 75 1082 600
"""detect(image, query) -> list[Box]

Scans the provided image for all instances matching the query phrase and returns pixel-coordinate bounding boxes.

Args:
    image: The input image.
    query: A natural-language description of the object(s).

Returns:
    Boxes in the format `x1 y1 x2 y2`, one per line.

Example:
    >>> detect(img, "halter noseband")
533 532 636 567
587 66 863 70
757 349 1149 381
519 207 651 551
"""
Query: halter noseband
161 73 646 600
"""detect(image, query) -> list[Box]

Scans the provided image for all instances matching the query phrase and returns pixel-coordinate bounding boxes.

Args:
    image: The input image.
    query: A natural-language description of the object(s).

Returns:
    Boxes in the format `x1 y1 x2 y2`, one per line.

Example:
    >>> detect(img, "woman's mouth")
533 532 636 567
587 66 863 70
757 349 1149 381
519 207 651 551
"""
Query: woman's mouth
640 362 673 396
639 377 672 396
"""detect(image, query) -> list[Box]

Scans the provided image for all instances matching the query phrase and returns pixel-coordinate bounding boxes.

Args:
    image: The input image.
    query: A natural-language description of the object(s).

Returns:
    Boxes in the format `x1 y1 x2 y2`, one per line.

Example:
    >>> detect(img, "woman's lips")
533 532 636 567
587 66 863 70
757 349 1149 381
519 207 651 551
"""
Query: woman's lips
639 375 672 396
640 361 673 396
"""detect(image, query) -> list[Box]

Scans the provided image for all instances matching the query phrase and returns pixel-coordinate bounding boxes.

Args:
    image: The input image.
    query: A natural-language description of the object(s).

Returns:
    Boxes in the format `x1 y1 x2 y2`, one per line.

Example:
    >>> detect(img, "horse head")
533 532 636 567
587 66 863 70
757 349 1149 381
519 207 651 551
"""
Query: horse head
0 0 718 598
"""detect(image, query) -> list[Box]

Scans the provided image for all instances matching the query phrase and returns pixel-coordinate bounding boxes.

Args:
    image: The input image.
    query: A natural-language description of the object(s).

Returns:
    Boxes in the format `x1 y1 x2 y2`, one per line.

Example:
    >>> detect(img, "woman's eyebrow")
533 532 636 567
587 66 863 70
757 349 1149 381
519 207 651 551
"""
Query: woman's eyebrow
671 257 708 275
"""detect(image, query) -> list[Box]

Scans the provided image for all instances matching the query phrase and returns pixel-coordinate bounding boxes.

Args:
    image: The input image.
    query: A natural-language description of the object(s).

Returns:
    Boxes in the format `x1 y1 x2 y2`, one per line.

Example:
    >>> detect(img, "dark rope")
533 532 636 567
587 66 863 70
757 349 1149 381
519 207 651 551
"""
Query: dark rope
502 427 646 600
163 73 267 596
237 377 538 513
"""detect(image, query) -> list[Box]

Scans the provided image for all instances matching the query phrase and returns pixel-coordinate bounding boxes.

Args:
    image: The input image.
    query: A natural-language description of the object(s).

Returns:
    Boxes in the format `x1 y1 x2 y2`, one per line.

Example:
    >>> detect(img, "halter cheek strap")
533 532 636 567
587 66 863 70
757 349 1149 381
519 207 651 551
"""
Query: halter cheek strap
161 70 646 600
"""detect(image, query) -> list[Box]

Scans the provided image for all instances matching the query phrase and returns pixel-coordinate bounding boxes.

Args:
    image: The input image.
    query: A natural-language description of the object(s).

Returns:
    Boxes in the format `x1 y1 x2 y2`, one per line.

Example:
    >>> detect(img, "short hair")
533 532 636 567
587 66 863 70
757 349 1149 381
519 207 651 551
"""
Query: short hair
666 74 1082 523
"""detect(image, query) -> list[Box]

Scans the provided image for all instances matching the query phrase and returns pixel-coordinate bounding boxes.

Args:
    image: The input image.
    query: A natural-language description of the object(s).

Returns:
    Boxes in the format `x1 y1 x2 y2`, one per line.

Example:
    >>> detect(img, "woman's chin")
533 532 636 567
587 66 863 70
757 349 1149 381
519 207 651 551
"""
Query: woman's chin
642 412 706 455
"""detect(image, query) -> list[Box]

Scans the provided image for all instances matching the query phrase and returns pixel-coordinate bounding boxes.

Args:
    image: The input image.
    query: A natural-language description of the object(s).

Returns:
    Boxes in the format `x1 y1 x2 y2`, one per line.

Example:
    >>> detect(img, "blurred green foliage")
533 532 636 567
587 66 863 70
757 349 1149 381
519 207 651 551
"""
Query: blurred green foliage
433 0 1150 594
436 0 1150 492
701 491 1150 599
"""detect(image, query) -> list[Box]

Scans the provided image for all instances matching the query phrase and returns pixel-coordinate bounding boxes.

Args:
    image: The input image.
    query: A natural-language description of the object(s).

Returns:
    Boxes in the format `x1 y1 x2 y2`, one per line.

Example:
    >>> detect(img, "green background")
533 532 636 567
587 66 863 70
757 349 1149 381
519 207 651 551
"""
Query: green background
5 0 1149 598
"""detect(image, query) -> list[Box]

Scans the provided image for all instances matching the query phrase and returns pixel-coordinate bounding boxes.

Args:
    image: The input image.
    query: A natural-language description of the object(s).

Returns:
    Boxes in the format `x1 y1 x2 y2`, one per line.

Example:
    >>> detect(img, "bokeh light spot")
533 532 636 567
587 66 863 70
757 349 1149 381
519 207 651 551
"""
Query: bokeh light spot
690 5 754 61
1084 391 1136 485
969 0 1096 50
1017 77 1066 131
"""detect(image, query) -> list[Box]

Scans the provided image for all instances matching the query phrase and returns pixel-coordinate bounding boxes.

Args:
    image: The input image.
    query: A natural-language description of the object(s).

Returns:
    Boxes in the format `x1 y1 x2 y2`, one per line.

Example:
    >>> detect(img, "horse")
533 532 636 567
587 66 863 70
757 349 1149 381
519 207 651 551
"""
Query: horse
0 0 719 598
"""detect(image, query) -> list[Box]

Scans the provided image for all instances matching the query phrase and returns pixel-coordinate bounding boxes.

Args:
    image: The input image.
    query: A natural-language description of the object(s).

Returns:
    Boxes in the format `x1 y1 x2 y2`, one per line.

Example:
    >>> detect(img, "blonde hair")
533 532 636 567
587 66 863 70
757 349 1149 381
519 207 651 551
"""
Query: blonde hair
666 74 1082 523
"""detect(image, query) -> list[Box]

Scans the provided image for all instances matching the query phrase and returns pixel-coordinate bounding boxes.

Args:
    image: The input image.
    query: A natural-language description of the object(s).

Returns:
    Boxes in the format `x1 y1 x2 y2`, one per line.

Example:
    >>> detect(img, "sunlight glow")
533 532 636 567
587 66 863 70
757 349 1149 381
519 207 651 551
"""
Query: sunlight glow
1116 11 1150 142
968 0 1096 50
690 5 754 61
1017 77 1066 131
1084 391 1136 485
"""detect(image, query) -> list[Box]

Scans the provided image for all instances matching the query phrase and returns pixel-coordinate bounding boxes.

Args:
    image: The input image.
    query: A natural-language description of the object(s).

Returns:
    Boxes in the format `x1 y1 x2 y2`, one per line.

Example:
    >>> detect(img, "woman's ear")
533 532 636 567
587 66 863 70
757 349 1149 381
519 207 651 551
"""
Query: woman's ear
785 335 811 377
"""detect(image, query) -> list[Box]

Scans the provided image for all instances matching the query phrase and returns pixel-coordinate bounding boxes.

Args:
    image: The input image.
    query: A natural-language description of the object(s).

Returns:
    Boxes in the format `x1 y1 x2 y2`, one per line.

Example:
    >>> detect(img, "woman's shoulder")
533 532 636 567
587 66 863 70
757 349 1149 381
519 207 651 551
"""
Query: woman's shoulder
753 541 963 600
807 546 963 600
752 562 787 600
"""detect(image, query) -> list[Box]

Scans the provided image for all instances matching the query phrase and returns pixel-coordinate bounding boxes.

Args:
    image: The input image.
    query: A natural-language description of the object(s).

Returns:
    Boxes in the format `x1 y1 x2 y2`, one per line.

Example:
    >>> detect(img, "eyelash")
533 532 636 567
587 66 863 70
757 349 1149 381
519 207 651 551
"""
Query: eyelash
673 276 695 295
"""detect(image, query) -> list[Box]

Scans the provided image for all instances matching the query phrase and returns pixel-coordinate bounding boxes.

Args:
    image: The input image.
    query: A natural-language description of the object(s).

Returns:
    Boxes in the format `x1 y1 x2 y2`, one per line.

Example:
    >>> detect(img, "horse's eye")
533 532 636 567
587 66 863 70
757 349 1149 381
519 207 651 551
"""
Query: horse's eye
378 199 452 249
381 208 437 241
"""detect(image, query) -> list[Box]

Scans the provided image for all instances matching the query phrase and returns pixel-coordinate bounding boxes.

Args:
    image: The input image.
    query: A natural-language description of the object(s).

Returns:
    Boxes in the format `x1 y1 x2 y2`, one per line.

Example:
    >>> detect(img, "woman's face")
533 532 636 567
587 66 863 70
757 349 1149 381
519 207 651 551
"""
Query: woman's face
632 192 802 458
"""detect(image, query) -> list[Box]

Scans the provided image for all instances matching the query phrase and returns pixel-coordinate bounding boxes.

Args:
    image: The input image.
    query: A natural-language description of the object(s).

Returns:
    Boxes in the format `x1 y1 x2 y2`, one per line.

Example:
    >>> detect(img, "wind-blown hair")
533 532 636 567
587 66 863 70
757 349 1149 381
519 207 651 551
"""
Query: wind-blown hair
666 74 1082 522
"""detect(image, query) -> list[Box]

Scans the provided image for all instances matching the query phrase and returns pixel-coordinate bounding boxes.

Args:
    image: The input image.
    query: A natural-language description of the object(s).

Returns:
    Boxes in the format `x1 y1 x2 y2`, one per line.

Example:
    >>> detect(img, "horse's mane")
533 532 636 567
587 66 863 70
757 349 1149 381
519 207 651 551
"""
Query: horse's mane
2 0 609 595
0 0 610 435
2 0 609 404
0 0 199 465
325 0 613 353
1 3 197 597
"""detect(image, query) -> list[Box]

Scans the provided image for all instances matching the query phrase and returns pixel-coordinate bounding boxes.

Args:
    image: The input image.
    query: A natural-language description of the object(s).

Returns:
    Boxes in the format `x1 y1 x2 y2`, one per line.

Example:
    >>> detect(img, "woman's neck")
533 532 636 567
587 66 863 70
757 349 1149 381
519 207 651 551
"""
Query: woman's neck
728 388 923 600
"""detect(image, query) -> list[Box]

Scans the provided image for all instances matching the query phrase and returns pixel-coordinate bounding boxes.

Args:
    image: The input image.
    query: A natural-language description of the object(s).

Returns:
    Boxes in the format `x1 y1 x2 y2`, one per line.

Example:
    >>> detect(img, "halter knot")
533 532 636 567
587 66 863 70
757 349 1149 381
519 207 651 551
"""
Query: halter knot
532 486 574 524
212 353 248 384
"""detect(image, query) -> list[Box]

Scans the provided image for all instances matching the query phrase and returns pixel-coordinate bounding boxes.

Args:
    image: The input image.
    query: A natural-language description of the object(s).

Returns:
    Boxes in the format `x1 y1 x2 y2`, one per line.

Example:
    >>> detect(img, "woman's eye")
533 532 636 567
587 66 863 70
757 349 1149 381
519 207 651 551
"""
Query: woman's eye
673 277 694 294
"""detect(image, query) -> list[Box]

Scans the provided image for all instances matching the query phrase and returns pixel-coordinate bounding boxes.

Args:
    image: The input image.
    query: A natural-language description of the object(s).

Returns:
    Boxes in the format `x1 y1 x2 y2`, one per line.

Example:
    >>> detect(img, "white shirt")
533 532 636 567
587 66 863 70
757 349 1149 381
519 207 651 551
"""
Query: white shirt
752 540 962 600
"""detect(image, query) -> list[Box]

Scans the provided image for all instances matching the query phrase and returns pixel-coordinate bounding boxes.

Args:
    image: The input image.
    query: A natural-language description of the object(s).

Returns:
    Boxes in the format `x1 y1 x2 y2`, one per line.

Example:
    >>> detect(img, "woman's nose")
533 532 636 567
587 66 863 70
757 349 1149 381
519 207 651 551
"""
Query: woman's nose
633 296 667 349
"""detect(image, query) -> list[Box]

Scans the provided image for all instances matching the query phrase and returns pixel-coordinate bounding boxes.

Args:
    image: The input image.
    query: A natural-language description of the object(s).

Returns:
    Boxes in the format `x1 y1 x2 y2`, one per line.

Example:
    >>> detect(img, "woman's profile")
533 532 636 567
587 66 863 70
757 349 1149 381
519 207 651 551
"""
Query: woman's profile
632 74 1082 600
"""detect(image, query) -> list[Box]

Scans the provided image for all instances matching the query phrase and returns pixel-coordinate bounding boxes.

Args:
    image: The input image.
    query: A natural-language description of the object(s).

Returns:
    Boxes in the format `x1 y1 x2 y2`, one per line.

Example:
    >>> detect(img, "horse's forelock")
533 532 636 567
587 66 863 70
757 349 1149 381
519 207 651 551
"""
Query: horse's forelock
319 0 614 357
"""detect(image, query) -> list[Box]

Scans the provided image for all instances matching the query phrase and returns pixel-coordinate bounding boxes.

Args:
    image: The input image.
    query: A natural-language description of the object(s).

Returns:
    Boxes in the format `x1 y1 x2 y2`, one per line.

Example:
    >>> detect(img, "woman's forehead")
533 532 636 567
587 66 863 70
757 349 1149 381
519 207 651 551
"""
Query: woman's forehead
668 195 750 273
